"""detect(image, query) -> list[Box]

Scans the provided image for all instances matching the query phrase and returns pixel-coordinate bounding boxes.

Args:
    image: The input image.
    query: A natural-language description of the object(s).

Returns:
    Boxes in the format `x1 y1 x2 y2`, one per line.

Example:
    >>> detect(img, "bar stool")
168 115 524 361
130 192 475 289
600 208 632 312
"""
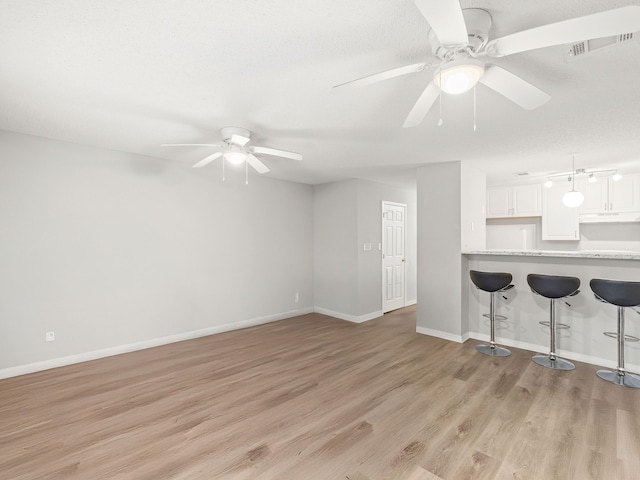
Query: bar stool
527 274 580 370
590 278 640 388
470 270 514 357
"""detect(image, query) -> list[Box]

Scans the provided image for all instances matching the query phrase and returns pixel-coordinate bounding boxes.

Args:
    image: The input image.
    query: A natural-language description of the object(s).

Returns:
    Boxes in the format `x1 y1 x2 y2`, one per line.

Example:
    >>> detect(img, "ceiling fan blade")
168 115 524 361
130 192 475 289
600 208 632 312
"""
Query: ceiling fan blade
485 6 640 57
414 0 469 45
246 154 270 174
230 134 250 146
333 62 428 89
192 151 222 168
161 143 222 147
249 146 302 161
479 65 550 110
403 82 440 128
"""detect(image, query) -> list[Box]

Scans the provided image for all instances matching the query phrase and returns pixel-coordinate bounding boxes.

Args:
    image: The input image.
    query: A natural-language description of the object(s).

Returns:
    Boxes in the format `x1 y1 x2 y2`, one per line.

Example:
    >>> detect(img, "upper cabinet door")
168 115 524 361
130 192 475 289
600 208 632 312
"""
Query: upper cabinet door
577 179 608 214
610 174 640 213
512 184 541 216
542 183 579 241
486 187 511 218
487 185 542 218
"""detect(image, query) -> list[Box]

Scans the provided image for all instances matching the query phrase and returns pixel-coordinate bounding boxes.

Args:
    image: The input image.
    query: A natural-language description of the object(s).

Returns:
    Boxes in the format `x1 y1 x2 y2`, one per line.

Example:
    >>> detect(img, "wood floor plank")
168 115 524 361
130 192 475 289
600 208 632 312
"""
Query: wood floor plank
1 306 639 479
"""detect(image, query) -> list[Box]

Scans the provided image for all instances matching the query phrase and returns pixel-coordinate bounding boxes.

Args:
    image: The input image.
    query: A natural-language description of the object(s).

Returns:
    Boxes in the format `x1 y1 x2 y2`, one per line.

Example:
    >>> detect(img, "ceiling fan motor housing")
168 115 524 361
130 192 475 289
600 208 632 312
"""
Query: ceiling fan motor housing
220 126 251 145
429 8 492 59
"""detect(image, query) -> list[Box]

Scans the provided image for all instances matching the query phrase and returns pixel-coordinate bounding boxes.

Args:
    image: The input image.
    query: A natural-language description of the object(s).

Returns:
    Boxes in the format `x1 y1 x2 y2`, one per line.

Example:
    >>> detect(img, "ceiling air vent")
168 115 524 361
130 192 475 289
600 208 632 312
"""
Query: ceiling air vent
568 42 587 57
618 33 634 43
567 33 636 62
514 172 529 177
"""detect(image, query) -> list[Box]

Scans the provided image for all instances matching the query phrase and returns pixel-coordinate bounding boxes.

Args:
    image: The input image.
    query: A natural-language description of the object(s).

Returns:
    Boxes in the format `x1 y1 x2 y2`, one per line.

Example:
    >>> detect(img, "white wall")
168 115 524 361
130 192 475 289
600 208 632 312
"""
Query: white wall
313 180 359 316
357 180 417 315
417 162 463 339
415 161 486 340
461 163 486 251
0 131 314 372
314 179 417 320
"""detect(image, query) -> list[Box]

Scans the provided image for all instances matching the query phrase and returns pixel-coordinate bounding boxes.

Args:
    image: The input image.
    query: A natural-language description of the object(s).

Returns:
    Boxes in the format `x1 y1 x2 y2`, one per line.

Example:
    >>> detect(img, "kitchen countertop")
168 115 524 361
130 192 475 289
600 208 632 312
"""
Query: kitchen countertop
462 249 640 260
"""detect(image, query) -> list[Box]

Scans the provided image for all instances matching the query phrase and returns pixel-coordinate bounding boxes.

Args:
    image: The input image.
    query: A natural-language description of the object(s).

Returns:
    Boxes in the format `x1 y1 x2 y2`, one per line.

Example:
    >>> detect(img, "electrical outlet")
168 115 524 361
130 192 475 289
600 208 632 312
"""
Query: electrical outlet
294 292 299 303
45 331 55 342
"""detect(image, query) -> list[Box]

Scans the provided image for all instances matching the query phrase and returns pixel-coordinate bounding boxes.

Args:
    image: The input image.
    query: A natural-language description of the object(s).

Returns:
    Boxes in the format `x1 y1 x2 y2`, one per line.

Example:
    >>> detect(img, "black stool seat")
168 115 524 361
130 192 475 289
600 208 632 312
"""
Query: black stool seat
527 274 580 299
470 270 512 293
469 270 513 357
527 273 580 371
590 279 640 307
590 278 640 388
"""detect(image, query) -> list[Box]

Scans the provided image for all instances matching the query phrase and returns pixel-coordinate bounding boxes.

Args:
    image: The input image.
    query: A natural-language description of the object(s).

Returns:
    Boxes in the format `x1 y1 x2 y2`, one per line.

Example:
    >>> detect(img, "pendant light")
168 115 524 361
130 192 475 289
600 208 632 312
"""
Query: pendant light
562 154 584 208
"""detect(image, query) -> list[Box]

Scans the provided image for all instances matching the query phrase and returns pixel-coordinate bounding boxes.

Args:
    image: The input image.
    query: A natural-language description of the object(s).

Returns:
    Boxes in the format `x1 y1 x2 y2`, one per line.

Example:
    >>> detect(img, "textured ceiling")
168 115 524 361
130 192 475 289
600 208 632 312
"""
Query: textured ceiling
1 0 640 186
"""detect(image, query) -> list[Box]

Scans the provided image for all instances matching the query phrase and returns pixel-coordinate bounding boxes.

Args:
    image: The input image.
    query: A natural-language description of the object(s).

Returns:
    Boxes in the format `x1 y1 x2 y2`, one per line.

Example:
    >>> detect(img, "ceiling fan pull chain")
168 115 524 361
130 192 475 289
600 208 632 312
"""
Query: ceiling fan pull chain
473 85 477 132
222 157 225 182
245 160 249 185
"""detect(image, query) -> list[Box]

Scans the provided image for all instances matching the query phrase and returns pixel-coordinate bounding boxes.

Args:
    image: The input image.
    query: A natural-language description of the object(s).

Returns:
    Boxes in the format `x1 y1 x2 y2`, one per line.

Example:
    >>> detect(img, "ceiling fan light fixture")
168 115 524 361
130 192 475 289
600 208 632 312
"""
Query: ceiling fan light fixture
588 173 597 183
433 59 485 95
223 146 246 165
612 172 623 181
544 178 553 188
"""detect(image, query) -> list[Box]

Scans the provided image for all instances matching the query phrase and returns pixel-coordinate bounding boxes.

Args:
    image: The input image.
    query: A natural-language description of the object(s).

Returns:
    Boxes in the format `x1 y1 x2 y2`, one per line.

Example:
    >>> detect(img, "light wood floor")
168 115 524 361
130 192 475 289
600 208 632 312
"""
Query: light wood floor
1 306 639 479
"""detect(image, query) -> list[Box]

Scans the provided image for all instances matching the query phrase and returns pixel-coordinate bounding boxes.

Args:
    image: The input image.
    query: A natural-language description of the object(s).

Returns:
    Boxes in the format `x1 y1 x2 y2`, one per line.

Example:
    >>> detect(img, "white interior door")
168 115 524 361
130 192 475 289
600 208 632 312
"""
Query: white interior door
382 202 406 313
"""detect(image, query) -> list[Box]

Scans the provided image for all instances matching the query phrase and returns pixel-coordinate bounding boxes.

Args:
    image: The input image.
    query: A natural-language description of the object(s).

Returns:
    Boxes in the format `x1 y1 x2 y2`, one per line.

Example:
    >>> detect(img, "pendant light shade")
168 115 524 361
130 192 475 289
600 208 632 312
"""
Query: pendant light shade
562 190 584 208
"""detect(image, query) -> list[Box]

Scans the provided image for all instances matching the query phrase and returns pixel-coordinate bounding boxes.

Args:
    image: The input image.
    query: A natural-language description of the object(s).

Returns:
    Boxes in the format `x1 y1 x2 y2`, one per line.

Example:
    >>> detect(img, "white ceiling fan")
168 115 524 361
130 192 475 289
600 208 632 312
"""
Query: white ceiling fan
162 127 302 174
334 1 640 128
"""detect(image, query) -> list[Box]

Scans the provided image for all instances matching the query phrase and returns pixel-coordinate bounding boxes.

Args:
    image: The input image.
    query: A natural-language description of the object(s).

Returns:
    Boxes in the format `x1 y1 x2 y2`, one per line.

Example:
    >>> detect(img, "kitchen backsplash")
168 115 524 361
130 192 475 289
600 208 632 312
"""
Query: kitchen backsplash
486 218 640 252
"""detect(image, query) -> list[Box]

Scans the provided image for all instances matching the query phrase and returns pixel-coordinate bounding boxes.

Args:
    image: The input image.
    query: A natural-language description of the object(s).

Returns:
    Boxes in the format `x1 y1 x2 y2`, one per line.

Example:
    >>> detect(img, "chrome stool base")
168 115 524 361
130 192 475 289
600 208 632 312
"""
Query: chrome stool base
597 369 640 388
532 354 575 370
476 344 511 357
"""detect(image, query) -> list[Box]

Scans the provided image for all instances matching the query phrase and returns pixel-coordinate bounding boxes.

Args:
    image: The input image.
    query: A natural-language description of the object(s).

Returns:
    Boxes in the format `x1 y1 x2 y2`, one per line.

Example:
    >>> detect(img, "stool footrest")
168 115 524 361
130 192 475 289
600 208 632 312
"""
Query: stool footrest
483 313 507 321
603 332 640 342
539 321 570 329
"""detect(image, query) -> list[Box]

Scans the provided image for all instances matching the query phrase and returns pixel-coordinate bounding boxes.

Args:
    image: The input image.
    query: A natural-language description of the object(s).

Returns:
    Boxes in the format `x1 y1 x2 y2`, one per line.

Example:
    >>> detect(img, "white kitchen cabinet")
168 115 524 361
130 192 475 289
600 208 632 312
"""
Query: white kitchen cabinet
578 173 640 214
576 178 608 214
486 187 510 217
542 183 579 241
486 184 542 218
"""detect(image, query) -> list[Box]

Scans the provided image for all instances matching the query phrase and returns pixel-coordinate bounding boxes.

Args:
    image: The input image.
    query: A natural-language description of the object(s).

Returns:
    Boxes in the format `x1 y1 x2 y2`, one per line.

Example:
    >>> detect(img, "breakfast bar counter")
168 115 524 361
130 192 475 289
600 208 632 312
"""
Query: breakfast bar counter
463 249 640 261
462 250 640 372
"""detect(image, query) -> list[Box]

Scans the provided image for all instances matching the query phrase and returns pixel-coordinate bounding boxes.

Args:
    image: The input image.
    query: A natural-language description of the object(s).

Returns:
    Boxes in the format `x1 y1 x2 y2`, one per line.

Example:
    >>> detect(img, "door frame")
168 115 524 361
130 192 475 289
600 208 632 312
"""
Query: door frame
381 201 407 313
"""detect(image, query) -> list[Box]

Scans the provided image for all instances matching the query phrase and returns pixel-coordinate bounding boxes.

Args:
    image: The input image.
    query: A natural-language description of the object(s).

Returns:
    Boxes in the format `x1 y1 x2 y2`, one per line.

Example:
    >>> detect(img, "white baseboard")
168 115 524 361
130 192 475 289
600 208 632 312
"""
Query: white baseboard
468 331 640 373
0 307 315 380
405 299 417 307
8 305 632 381
416 326 470 344
313 307 383 323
